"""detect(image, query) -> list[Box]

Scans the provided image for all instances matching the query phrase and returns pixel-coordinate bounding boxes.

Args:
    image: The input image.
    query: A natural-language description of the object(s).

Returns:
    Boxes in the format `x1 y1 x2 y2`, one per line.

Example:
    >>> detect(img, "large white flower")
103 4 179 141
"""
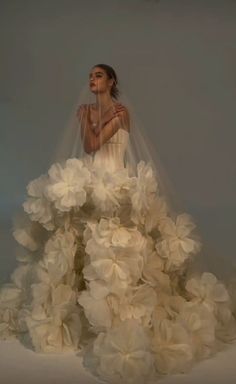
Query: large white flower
82 218 145 291
108 284 157 326
88 319 154 384
83 244 144 293
10 264 34 290
40 230 77 285
142 237 170 291
0 284 22 338
13 227 37 251
152 293 186 322
90 167 131 214
156 213 202 271
177 301 216 359
185 272 230 313
23 174 54 230
215 302 236 343
26 284 81 353
78 280 112 330
151 318 193 374
13 211 47 251
85 218 122 248
85 217 145 251
45 158 91 212
0 264 34 338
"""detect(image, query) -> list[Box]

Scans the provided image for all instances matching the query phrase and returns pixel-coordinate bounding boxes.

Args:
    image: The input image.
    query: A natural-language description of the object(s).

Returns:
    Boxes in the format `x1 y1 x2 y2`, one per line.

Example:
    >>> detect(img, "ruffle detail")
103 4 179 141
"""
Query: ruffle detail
0 157 236 383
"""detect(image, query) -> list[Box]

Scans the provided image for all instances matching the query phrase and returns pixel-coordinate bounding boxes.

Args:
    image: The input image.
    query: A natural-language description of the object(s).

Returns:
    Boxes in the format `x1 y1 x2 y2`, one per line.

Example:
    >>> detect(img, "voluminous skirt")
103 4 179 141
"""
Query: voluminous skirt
1 156 236 383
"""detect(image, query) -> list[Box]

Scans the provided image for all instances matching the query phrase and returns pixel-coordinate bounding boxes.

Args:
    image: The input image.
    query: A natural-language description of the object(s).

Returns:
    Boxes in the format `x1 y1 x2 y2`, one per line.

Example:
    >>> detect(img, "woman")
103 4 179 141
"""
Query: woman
78 64 130 153
0 64 236 384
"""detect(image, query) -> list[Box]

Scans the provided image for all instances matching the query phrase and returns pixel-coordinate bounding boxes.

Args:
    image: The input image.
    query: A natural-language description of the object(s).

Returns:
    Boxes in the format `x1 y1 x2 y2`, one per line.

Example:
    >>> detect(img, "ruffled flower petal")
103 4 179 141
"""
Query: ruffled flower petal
45 158 91 212
186 272 230 313
86 319 154 384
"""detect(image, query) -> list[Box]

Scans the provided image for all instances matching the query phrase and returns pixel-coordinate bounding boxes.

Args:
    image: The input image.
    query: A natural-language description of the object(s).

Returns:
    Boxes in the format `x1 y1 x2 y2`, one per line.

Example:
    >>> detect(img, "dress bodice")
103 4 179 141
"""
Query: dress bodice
92 128 129 171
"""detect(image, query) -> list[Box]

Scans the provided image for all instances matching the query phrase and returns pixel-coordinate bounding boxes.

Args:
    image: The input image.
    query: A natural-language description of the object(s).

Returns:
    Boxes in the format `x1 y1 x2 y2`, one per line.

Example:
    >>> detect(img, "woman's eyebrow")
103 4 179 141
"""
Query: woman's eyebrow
89 71 103 76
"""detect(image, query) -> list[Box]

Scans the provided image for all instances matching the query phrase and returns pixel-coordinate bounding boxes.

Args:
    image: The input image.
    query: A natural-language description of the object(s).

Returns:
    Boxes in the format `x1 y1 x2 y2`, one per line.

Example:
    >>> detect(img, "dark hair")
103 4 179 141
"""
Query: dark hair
93 63 119 100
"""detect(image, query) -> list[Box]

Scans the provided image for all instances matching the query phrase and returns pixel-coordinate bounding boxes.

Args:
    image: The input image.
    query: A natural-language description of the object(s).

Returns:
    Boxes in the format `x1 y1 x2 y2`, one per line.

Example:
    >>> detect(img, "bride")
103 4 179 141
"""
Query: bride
0 63 236 384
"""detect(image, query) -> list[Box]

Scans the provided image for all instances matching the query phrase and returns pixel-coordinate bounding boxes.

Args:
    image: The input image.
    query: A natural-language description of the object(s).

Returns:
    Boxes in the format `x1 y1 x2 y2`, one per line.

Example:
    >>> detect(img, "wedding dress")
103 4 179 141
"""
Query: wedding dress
1 121 236 384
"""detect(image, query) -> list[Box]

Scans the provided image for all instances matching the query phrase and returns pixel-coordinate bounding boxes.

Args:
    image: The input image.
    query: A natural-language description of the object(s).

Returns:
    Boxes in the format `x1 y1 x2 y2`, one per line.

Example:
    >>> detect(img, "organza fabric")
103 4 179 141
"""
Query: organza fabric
0 81 236 384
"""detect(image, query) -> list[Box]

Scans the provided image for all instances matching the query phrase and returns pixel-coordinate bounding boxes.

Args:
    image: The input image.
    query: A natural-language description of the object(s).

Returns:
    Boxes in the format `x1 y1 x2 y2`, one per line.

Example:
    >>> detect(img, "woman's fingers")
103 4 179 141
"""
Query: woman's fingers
114 105 126 115
113 103 124 110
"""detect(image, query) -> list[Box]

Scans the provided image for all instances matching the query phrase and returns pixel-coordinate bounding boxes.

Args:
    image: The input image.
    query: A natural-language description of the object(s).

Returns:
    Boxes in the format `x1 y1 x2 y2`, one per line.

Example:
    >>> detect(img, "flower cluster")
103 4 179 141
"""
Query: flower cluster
1 154 235 384
19 228 83 353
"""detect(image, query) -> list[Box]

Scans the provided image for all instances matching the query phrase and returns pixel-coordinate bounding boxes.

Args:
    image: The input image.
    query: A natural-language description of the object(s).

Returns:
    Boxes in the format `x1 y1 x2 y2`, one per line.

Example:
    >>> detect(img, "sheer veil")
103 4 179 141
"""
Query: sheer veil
49 72 204 266
3 66 236 381
53 79 190 219
12 66 210 280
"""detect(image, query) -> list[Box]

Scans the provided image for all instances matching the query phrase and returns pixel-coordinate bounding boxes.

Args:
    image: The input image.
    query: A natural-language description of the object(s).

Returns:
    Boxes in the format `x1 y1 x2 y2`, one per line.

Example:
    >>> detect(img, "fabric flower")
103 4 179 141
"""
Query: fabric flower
26 283 81 353
12 211 47 251
87 319 154 384
84 236 145 290
90 167 131 214
23 174 54 230
215 302 236 343
82 218 145 292
40 230 77 285
0 284 22 338
85 217 146 251
177 301 216 359
78 280 112 330
151 318 193 374
185 272 230 313
0 264 34 338
45 158 91 212
142 237 170 291
156 213 201 271
152 293 186 322
108 284 157 326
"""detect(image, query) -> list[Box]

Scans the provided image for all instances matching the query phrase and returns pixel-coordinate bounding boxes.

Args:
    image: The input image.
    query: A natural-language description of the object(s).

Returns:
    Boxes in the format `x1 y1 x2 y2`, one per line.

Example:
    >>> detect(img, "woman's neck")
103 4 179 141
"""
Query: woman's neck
95 93 114 111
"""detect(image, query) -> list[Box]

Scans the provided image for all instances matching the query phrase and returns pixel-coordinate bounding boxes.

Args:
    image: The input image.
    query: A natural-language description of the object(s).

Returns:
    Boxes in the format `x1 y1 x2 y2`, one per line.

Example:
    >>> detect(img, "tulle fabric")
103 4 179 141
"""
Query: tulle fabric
0 80 236 384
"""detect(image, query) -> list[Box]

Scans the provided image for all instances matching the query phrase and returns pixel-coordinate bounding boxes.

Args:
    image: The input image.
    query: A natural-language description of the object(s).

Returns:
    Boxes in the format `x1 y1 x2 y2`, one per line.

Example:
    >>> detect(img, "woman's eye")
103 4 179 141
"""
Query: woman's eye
89 74 102 79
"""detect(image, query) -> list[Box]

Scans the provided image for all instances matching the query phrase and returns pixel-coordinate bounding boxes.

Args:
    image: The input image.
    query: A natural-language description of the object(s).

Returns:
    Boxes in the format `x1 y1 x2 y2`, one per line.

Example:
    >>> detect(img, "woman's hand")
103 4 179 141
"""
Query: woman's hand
77 103 129 137
113 103 127 116
102 103 127 126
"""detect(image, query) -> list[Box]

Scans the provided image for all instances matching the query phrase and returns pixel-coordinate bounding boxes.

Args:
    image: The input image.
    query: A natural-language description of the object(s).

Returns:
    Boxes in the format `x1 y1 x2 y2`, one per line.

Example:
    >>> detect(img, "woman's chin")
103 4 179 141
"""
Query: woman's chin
90 88 98 95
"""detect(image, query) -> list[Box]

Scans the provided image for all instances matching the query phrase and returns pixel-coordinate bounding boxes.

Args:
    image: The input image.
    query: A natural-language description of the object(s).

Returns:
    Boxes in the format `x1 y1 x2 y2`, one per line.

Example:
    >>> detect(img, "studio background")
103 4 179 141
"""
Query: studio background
1 0 236 283
1 2 236 384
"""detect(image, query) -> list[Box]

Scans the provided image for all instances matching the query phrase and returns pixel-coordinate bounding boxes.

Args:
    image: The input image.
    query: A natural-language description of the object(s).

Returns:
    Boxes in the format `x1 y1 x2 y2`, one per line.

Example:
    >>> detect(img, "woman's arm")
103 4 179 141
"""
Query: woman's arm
77 104 130 154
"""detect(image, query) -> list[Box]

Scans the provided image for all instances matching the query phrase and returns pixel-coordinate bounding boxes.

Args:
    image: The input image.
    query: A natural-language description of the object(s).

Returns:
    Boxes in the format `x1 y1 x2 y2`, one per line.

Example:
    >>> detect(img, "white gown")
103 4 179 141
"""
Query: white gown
0 127 236 384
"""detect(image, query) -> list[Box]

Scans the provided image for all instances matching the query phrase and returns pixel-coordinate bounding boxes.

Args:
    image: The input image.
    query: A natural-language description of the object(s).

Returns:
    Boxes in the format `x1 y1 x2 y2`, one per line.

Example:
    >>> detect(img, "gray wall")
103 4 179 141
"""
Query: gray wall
1 0 236 281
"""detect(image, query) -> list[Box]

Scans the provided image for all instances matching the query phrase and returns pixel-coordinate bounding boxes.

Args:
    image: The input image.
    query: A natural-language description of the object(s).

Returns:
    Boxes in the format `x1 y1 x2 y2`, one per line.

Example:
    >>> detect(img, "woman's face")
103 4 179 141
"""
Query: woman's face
89 66 113 95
